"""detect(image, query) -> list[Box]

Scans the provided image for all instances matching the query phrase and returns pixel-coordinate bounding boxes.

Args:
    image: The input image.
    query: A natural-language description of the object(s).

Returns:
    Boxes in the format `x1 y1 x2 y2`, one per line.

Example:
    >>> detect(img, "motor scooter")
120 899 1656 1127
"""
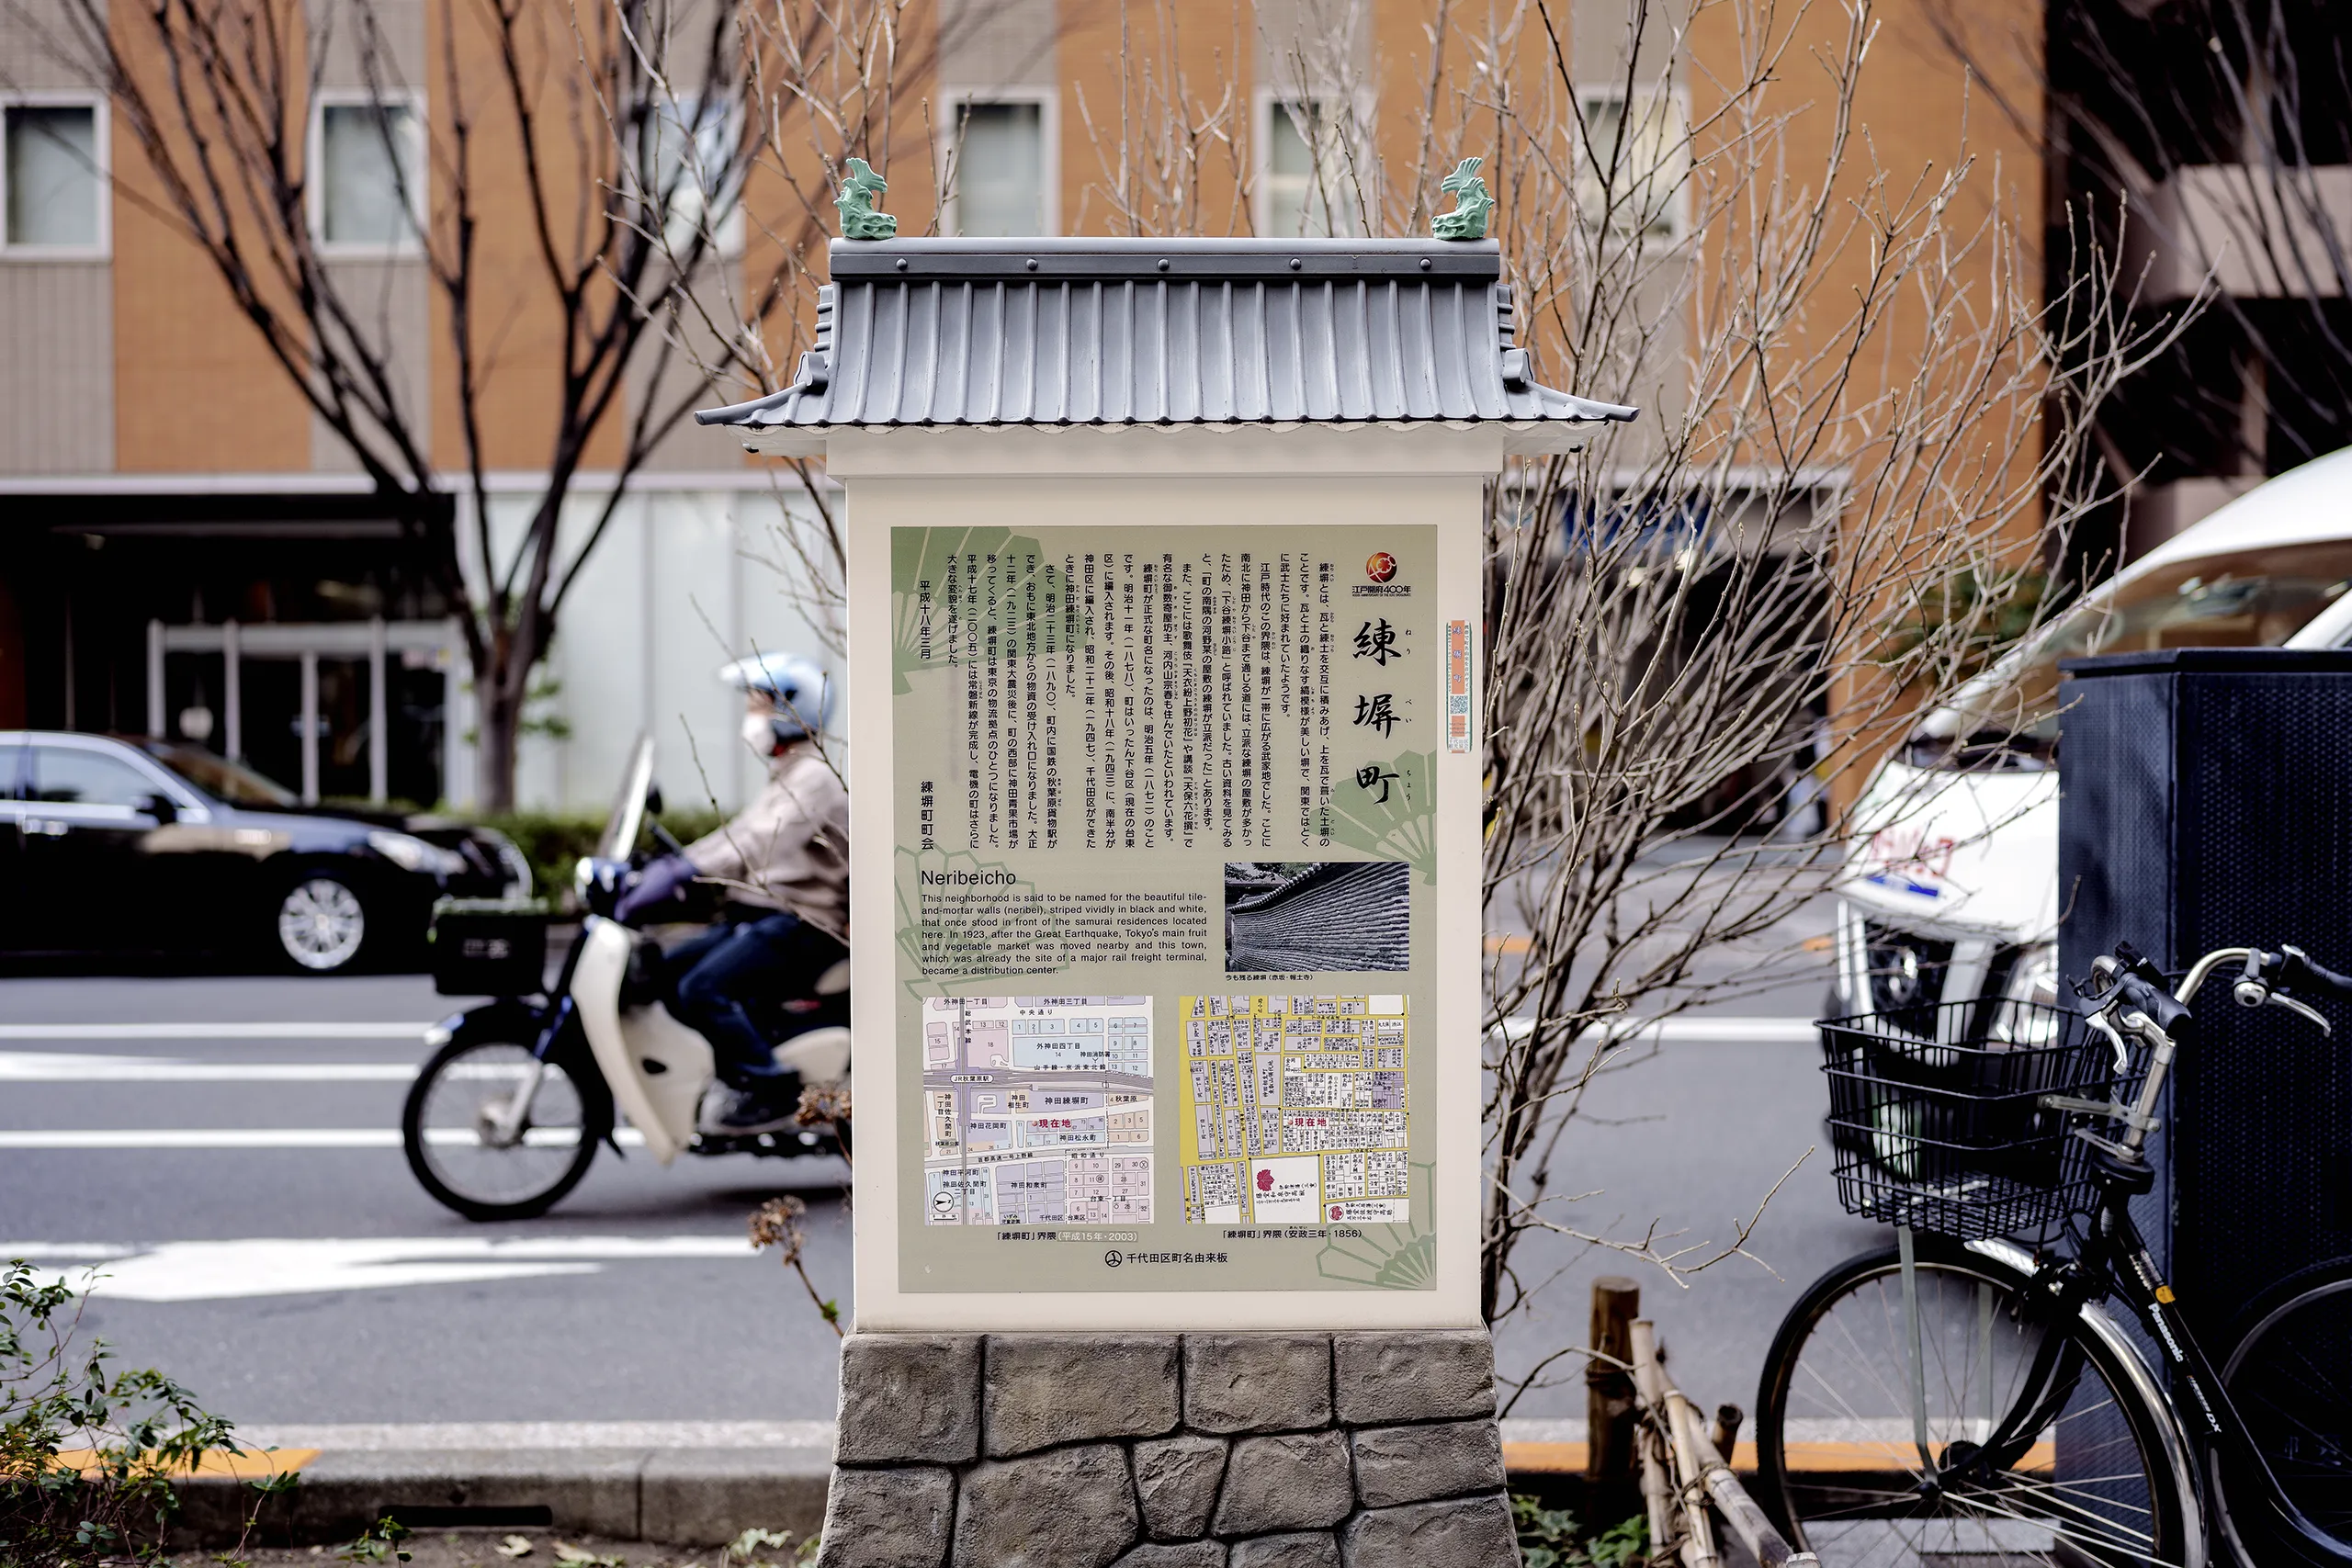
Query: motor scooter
401 736 849 1221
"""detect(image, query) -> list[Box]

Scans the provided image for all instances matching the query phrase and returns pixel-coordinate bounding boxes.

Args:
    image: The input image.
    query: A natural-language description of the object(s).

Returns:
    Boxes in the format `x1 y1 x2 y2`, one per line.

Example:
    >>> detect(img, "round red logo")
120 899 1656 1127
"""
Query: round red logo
1365 552 1398 583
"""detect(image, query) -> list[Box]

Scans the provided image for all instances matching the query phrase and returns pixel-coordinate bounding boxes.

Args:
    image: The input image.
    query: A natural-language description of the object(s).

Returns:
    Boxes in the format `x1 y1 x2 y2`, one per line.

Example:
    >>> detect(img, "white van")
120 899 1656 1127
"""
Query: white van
1835 446 2352 1027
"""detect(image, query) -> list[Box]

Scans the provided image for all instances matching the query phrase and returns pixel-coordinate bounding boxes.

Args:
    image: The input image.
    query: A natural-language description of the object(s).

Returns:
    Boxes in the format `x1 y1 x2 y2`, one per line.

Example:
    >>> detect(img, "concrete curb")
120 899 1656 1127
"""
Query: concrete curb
178 1445 833 1549
171 1420 1627 1548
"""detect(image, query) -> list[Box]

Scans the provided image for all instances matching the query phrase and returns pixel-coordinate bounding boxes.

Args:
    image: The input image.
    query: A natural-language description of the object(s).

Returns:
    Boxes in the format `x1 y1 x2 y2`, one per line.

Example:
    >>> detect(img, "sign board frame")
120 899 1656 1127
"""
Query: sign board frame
836 424 1492 1332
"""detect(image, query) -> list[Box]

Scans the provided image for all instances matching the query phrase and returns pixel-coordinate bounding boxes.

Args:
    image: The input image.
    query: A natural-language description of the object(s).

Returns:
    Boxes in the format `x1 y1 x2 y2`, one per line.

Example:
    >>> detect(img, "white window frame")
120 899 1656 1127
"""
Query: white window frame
1252 90 1371 241
307 88 428 258
1574 83 1691 246
0 91 111 261
935 87 1058 239
634 91 747 259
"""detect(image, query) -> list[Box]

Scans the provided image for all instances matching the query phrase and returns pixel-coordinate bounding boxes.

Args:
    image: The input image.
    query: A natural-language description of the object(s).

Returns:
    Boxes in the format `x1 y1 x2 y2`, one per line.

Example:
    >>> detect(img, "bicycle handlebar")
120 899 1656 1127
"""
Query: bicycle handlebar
2111 970 2197 1043
2065 940 2346 1165
2270 944 2352 1002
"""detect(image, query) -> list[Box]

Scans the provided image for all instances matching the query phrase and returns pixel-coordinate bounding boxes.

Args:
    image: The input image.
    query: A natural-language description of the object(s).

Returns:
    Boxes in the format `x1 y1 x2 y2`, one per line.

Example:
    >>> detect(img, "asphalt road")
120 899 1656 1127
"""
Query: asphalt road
0 970 854 1425
0 939 1861 1433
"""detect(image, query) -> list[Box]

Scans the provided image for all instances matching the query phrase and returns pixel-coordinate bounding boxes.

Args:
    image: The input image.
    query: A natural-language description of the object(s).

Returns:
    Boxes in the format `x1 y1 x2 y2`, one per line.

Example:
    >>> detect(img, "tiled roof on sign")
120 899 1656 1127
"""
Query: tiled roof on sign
694 237 1638 433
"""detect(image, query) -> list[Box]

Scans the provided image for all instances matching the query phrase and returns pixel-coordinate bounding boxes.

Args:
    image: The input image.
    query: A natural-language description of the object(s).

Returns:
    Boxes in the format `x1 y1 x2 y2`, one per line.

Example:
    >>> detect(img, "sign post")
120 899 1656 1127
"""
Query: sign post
701 224 1632 1568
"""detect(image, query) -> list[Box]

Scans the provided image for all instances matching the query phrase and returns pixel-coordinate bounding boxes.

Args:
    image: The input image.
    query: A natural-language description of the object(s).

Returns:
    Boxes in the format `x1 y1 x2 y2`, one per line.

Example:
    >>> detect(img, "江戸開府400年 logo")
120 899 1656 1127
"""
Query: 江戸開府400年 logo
1354 551 1410 597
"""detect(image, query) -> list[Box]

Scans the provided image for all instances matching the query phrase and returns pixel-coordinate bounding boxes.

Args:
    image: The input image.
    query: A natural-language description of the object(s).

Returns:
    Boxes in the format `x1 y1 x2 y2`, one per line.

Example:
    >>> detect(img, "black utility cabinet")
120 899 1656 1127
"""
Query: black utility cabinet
2057 648 2352 1335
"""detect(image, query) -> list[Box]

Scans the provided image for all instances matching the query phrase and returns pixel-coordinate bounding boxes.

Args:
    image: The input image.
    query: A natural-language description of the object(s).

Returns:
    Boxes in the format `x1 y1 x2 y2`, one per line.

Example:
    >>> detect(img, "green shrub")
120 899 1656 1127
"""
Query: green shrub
473 808 725 908
1512 1494 1648 1568
1 1261 295 1566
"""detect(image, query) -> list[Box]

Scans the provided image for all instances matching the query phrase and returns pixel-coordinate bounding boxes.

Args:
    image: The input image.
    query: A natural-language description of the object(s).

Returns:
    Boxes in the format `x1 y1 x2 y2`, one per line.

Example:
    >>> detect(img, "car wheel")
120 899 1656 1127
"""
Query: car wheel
276 874 369 973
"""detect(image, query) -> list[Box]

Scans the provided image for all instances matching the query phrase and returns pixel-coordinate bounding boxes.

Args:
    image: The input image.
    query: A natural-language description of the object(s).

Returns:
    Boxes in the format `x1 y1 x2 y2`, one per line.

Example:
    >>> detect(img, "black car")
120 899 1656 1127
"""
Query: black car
0 731 528 973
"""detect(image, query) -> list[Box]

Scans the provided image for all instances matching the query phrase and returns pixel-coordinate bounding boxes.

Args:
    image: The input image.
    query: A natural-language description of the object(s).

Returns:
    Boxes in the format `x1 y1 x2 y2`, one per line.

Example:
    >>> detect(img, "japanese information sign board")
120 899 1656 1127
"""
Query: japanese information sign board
890 524 1451 1294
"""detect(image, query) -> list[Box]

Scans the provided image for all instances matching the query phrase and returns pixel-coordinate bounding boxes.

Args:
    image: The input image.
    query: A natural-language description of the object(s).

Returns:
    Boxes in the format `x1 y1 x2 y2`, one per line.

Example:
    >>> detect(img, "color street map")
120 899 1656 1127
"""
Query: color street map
922 996 1155 1226
1178 994 1409 1226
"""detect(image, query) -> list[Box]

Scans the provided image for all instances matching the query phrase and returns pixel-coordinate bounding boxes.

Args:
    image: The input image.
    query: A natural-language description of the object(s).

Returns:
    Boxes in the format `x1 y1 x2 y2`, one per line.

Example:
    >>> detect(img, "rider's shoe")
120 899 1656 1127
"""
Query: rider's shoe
708 1083 801 1135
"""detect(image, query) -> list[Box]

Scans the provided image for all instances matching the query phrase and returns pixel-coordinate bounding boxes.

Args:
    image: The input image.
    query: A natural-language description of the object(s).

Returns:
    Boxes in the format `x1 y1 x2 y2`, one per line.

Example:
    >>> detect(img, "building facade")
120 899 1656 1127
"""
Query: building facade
0 0 2071 811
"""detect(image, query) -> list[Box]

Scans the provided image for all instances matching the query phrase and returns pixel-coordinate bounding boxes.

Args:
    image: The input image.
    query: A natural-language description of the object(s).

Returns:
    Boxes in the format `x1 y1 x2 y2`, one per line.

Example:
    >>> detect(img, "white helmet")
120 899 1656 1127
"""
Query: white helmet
718 651 834 741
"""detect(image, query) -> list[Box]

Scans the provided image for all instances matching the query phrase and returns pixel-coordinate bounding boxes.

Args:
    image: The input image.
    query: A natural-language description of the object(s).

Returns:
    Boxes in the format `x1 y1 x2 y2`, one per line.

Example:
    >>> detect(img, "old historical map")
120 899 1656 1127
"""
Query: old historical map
1177 995 1409 1225
922 996 1155 1225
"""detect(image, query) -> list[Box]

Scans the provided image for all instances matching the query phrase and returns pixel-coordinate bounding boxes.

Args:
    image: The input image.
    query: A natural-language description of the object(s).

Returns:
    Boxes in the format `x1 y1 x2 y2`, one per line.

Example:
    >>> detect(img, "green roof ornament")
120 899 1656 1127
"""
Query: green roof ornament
1431 157 1492 241
836 158 898 240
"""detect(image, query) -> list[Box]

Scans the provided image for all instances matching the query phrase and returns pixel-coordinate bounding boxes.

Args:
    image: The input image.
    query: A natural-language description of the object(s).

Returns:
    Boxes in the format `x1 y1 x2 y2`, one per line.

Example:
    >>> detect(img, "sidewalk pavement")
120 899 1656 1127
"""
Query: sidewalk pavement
174 1420 1677 1546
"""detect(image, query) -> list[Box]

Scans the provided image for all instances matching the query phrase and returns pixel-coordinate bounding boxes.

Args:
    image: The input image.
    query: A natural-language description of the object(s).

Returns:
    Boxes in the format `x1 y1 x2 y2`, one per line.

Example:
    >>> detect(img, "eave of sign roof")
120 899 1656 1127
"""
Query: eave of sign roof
695 236 1639 442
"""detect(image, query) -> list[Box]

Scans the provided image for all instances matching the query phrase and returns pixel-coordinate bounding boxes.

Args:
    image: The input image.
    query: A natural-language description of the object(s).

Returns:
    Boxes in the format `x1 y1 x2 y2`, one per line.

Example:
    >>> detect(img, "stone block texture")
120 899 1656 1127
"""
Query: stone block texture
834 1335 983 1464
813 1465 955 1568
1332 1331 1497 1425
1227 1533 1340 1568
1183 1335 1332 1433
1114 1545 1229 1568
823 1328 1515 1568
984 1334 1181 1457
1339 1495 1519 1568
1134 1435 1228 1540
1211 1432 1354 1535
955 1444 1139 1568
1348 1420 1507 1508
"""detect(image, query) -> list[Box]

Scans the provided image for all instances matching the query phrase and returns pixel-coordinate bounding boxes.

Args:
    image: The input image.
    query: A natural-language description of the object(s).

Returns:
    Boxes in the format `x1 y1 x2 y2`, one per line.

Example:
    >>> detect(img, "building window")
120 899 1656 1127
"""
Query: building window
1576 87 1689 243
3 97 106 255
944 99 1048 237
636 96 743 255
313 96 424 251
1261 98 1360 240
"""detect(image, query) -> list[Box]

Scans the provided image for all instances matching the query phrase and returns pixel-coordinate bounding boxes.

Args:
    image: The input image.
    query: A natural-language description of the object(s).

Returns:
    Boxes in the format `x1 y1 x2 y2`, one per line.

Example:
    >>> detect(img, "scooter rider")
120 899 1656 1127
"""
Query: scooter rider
615 652 848 1134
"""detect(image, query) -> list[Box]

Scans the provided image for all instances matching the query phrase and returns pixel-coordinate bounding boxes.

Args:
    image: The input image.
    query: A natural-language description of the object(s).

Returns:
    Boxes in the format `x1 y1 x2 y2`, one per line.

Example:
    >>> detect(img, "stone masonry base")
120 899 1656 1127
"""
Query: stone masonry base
812 1329 1519 1568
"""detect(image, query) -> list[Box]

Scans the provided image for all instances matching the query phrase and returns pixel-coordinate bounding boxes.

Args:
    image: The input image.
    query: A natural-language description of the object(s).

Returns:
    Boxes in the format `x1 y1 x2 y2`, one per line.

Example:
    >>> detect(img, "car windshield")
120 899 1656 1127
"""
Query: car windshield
1916 538 2352 768
141 742 301 807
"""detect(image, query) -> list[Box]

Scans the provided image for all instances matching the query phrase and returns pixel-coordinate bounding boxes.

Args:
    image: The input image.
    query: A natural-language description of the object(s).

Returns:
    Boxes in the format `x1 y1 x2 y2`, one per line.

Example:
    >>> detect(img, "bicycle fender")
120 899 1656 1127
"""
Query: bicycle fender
1969 1238 2208 1568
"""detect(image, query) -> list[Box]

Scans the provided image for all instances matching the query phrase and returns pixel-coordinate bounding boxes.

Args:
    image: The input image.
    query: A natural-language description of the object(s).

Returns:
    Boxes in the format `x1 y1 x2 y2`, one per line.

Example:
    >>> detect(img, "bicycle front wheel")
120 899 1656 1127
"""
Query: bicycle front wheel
1756 1238 2190 1566
2213 1257 2352 1565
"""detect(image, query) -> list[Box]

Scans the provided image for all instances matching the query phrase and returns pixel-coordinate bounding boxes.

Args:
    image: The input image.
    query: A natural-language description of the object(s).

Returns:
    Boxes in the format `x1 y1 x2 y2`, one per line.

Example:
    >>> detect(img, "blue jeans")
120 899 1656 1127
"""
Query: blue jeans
667 912 845 1096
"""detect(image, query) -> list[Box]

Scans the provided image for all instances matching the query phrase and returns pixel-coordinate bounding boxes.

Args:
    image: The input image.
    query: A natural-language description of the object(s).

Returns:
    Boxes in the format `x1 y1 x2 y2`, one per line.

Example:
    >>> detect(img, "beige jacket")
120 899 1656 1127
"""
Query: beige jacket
684 742 850 939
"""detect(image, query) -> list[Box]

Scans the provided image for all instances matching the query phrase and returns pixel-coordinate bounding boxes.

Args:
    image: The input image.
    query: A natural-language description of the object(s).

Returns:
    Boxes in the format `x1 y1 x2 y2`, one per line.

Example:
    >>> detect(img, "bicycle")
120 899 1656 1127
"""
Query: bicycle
1754 941 2352 1567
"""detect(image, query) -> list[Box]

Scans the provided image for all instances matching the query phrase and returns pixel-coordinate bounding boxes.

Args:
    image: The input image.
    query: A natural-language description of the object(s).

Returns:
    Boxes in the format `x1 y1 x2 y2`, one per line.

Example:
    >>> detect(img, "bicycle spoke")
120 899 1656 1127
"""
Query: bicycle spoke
1766 1254 2178 1567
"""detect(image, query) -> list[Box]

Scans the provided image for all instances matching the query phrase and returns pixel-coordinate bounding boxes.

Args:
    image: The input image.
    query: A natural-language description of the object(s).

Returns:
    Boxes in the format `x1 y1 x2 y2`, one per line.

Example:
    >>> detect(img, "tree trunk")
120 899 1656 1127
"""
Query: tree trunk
474 667 523 814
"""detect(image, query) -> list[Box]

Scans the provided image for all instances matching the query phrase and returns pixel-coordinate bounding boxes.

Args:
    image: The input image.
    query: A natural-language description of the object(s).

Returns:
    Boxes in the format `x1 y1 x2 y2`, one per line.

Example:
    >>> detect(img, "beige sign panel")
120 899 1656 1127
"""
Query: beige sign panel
841 427 1489 1330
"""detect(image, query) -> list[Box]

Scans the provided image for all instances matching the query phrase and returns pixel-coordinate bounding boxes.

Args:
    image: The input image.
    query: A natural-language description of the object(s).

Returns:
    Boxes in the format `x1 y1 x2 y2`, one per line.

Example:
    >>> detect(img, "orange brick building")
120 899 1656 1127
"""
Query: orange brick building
0 0 2052 809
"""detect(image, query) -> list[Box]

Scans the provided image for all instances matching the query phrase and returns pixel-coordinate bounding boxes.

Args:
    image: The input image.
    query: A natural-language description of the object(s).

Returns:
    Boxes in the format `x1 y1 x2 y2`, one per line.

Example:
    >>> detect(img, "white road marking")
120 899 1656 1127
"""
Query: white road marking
8 1235 758 1302
0 1128 648 1149
0 1128 404 1149
1493 1015 1817 1043
0 1022 435 1040
0 1052 417 1082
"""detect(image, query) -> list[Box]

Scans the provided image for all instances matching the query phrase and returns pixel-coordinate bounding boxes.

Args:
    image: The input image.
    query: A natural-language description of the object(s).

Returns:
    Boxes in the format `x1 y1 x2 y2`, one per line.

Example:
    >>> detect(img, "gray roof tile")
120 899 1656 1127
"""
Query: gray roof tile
696 237 1635 433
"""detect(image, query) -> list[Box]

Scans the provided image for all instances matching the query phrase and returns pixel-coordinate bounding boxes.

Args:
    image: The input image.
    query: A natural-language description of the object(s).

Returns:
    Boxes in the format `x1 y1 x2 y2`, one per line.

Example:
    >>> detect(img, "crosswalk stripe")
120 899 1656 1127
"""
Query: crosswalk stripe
0 1128 649 1149
4 1236 764 1301
0 1022 436 1040
0 1053 417 1082
1492 1015 1817 1043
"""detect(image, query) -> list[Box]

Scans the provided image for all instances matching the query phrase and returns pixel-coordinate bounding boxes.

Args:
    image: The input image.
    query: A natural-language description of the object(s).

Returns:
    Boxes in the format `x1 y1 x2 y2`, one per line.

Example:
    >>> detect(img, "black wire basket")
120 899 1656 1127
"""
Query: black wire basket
1819 998 2141 1241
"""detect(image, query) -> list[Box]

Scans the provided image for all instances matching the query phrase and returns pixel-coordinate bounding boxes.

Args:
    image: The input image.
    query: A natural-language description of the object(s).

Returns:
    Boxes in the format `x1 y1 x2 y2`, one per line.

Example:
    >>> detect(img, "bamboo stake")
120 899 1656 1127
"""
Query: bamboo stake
1630 1320 1719 1568
1659 1370 1816 1566
1712 1403 1744 1461
1634 1396 1678 1566
1587 1276 1642 1511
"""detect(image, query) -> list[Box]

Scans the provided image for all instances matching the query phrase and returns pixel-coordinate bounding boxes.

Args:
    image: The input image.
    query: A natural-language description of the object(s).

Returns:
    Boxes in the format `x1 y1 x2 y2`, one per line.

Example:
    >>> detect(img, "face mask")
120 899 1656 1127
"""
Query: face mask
741 713 775 753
